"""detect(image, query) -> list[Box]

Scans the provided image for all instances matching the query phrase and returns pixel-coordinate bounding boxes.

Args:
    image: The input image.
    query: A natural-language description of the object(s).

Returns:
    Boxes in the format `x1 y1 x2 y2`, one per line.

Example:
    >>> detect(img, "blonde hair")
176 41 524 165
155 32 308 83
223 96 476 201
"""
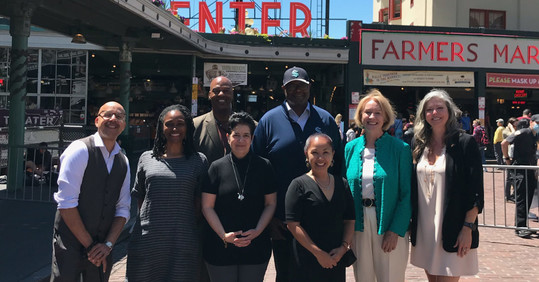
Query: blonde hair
354 89 396 131
335 113 342 124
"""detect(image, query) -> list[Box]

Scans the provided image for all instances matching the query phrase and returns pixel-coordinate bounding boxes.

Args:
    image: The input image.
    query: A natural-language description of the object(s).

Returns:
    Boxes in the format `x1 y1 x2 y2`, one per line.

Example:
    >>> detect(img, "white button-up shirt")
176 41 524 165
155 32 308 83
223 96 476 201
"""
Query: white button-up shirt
53 132 131 221
286 102 311 130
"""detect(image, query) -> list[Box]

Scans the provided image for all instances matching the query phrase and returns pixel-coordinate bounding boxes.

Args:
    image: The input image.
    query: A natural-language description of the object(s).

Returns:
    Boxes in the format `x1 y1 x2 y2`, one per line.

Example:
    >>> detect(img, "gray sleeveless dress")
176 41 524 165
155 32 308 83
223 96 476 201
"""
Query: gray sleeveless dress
127 151 208 281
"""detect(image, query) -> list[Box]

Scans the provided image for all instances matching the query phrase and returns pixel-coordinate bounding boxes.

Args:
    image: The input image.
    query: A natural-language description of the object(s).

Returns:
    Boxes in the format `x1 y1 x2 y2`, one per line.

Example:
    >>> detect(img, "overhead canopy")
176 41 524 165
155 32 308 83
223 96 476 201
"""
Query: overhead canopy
0 0 349 64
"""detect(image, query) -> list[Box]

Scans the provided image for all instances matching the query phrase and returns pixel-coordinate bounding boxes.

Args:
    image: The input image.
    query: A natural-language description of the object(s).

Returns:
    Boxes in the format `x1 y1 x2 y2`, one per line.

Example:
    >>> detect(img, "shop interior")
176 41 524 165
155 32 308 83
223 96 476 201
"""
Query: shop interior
88 51 347 127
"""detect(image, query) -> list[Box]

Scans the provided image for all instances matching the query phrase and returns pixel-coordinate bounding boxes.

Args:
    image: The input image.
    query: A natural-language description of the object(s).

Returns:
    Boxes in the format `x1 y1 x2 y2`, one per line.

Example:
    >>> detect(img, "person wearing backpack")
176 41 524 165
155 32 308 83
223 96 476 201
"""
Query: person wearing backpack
472 119 488 172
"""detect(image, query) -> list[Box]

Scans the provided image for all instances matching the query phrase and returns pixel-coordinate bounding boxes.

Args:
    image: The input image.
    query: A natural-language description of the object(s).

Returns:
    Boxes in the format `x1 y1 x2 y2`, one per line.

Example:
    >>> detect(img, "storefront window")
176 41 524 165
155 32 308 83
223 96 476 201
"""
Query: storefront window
0 48 88 124
0 48 8 94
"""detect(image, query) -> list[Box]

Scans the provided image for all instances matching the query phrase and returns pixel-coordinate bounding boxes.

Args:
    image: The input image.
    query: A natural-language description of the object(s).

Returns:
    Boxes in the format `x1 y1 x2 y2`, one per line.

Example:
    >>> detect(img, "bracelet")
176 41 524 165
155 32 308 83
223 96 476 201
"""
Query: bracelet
504 157 511 160
222 234 227 248
85 241 98 253
341 241 350 250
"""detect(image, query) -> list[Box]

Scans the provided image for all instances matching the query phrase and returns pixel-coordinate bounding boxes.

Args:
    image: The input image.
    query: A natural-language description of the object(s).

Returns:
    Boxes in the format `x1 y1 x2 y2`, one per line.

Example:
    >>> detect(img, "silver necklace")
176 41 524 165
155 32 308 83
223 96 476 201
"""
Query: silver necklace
229 154 251 201
313 174 331 190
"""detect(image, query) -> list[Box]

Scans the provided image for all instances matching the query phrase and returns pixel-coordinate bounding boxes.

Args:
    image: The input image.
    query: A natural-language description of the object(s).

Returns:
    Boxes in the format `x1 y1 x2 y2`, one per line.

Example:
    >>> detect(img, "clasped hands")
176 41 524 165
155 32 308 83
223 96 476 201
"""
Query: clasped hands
86 243 111 271
315 244 348 269
223 228 261 247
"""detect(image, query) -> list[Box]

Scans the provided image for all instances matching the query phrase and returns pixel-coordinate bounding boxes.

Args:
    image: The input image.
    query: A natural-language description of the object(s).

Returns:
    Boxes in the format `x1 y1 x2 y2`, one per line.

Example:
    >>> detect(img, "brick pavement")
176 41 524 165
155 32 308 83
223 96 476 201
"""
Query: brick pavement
109 169 539 281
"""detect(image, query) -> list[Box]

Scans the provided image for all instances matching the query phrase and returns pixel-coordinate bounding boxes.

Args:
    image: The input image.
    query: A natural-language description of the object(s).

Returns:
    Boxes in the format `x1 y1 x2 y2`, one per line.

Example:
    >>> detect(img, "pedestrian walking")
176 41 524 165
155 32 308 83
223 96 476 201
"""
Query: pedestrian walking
493 119 505 165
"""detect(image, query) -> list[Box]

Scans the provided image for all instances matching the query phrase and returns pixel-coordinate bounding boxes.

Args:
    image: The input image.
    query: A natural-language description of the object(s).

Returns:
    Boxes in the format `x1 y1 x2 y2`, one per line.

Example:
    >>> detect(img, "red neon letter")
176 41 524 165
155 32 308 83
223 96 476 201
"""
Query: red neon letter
383 41 400 60
262 2 281 34
419 41 434 60
199 2 223 33
170 1 190 25
451 42 464 62
372 39 384 59
289 2 311 37
402 41 416 60
467 43 478 62
528 46 539 64
230 1 255 32
510 46 525 64
494 44 508 63
436 42 449 61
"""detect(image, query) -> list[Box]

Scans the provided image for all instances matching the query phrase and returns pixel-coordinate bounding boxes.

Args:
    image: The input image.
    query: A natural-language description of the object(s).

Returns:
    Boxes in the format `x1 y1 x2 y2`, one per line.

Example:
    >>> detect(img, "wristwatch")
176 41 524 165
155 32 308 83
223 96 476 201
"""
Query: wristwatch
105 241 113 249
463 222 477 231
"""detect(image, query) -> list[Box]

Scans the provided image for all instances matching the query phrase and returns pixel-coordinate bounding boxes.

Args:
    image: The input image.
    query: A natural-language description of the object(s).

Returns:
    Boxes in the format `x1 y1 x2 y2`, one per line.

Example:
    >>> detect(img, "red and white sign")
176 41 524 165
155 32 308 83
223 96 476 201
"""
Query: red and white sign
361 31 539 70
170 1 311 37
487 73 539 89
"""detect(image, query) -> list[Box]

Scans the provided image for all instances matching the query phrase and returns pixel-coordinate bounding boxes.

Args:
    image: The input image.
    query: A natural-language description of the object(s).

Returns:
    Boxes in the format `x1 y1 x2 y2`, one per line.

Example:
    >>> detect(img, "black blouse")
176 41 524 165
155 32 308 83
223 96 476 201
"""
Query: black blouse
202 151 276 265
285 174 355 255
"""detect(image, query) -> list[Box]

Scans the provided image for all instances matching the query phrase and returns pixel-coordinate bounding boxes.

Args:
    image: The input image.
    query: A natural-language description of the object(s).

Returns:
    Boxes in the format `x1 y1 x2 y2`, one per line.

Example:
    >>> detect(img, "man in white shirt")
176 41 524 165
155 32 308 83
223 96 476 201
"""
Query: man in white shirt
50 101 131 281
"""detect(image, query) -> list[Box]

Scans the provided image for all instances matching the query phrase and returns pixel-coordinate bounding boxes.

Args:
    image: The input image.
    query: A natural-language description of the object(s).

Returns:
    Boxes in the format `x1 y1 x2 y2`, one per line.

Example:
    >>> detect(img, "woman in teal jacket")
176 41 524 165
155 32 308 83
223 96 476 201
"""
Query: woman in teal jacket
344 89 412 282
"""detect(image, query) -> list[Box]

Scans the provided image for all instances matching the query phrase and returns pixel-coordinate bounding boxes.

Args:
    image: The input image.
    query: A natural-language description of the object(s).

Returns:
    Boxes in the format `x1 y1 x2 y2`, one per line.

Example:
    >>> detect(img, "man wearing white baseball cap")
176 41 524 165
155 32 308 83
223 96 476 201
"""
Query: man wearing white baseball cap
253 66 343 281
493 118 505 165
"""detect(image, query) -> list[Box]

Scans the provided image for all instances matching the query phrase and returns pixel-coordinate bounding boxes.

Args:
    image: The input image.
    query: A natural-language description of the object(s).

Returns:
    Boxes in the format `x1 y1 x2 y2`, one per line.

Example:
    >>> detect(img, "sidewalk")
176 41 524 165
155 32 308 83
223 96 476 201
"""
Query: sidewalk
105 226 539 281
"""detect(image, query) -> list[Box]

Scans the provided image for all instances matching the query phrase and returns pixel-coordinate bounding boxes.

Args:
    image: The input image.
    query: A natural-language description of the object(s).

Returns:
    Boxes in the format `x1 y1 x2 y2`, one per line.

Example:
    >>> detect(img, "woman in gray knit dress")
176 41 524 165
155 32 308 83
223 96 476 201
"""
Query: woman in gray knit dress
127 105 208 281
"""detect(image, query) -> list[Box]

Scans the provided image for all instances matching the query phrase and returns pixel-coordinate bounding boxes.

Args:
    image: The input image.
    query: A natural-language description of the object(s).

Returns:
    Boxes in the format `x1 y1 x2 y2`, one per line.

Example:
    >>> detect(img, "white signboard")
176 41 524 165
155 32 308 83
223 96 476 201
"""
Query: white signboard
351 92 360 104
478 97 485 120
364 70 474 87
203 63 248 87
361 31 539 70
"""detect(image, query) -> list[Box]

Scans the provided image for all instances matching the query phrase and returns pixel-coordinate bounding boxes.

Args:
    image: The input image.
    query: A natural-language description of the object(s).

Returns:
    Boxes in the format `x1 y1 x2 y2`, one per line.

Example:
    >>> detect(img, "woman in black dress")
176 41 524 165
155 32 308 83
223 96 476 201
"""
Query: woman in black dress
201 112 277 282
285 133 355 282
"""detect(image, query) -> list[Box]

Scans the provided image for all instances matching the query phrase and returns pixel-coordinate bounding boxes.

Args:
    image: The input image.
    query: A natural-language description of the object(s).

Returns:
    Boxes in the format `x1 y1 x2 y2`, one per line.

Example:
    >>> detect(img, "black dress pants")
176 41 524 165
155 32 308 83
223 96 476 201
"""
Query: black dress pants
272 231 297 282
515 168 537 228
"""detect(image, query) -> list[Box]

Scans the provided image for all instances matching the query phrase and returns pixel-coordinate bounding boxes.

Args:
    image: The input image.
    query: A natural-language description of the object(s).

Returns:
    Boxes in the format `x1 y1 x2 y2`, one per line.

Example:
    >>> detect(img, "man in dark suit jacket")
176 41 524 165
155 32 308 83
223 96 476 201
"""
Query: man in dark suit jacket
194 76 234 164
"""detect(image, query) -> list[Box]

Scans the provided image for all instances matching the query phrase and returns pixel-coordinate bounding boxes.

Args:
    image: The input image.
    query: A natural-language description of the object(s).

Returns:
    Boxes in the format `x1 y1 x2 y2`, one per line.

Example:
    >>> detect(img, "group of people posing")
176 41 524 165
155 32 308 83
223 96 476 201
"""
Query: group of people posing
50 66 485 282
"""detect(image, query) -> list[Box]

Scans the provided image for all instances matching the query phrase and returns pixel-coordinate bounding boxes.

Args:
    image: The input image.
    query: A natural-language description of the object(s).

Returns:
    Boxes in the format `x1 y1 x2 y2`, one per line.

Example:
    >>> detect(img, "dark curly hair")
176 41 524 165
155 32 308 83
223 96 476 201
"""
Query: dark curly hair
229 112 256 135
152 104 195 159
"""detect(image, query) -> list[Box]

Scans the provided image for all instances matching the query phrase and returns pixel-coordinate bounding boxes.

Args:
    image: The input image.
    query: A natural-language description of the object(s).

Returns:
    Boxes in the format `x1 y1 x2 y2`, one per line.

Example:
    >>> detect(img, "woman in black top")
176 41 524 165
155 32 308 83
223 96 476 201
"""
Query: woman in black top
202 112 277 282
285 133 355 282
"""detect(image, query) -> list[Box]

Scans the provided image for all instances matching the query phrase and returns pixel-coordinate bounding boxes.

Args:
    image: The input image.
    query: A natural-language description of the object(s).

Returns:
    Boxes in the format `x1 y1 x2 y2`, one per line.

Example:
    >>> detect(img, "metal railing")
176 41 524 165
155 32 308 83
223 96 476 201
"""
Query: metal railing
480 164 539 233
0 144 64 202
0 124 152 203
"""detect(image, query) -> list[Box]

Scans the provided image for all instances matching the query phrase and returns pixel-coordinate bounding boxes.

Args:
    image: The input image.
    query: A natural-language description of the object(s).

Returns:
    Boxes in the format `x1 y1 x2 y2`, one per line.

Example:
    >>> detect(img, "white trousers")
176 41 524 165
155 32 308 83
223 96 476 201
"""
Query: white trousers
352 206 409 282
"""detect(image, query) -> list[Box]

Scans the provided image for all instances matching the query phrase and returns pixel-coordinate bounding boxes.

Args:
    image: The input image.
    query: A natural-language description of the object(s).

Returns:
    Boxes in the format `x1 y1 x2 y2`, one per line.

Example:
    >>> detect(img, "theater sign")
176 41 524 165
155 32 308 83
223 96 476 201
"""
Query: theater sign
361 31 539 70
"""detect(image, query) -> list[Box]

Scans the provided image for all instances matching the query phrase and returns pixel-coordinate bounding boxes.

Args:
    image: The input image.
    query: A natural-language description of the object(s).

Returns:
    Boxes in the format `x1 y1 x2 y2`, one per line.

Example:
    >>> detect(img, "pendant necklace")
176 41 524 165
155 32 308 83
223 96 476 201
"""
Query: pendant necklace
229 154 251 201
424 162 435 199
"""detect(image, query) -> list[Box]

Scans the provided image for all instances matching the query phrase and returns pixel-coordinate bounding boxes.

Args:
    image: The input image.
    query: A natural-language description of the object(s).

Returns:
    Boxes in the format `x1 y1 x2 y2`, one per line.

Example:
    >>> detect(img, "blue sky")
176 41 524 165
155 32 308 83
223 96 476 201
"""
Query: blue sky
167 0 373 38
330 0 373 38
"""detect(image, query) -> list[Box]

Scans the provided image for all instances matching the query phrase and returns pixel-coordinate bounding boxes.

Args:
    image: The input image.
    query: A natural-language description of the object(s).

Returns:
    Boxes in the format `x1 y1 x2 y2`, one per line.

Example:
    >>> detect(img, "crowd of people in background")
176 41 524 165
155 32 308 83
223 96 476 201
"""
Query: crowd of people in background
48 66 539 282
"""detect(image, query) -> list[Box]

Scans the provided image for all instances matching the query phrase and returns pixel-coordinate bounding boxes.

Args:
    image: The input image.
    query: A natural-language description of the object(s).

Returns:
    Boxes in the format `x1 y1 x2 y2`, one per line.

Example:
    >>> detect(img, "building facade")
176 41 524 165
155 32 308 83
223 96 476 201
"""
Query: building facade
374 0 539 31
347 21 539 141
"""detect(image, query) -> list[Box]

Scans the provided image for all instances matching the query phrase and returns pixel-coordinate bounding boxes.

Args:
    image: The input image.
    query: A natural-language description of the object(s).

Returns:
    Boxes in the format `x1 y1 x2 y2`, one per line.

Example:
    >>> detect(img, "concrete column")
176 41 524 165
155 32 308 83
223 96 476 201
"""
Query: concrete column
118 42 132 137
7 3 33 191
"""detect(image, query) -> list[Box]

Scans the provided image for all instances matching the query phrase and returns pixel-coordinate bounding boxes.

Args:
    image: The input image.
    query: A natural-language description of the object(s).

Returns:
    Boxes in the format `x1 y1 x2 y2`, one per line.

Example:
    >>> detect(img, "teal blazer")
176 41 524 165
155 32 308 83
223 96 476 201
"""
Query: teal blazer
344 132 412 236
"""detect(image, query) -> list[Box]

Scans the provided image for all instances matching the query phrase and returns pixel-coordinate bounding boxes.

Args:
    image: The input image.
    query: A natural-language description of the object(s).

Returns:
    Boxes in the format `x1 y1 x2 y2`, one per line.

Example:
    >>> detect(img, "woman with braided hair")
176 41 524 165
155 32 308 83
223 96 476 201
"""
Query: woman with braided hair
127 104 209 281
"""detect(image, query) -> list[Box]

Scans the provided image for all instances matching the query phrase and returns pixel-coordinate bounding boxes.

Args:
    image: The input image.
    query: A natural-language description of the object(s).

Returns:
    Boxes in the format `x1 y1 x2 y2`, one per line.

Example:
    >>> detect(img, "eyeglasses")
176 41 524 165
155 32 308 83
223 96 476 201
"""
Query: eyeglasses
98 111 126 121
211 88 233 95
